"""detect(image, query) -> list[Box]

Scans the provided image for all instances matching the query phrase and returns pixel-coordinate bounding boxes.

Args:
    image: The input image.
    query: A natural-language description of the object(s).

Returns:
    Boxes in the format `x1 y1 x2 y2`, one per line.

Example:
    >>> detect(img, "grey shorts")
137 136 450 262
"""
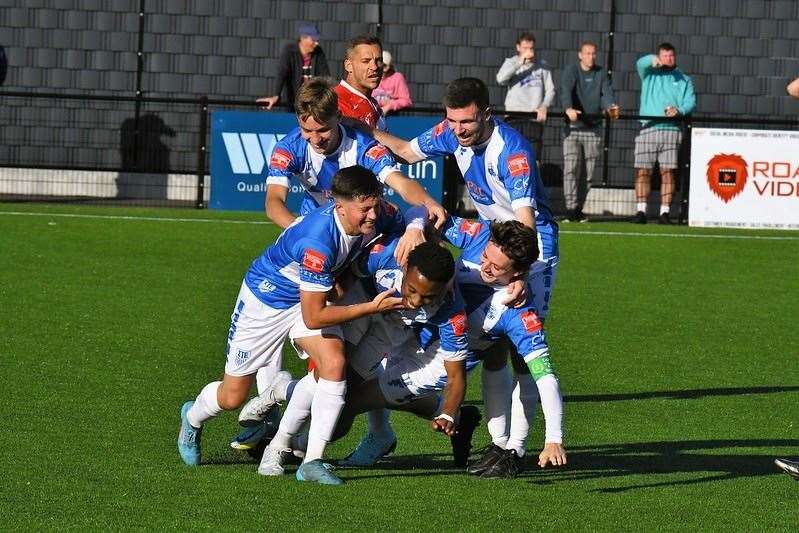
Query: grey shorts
634 128 682 170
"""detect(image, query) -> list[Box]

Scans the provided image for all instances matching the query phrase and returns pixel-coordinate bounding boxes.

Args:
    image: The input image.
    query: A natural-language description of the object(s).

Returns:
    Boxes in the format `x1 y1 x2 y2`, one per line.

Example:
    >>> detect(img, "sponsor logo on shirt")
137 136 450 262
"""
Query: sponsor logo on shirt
270 147 293 171
459 219 483 237
520 310 542 333
365 144 389 161
449 310 468 336
508 153 530 177
302 249 327 273
370 243 386 254
466 180 491 203
433 120 447 137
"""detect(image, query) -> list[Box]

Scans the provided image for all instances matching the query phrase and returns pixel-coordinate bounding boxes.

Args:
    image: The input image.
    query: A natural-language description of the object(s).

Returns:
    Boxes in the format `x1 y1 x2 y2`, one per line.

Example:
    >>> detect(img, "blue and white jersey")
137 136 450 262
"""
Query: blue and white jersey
244 200 405 309
358 237 469 361
442 214 558 275
266 124 400 215
409 118 554 227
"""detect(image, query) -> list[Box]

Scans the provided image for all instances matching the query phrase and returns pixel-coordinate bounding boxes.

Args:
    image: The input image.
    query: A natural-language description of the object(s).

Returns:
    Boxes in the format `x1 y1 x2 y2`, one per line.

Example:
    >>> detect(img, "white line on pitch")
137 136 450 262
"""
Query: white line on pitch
2 211 797 241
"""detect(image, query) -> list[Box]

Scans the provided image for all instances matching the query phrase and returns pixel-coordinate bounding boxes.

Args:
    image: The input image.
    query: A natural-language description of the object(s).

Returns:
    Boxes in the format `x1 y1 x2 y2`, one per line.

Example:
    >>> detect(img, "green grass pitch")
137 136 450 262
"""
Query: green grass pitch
1 202 797 531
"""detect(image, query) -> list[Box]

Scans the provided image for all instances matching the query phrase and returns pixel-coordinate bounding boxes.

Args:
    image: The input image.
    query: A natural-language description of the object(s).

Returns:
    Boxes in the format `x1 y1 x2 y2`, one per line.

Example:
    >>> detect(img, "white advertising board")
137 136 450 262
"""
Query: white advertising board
689 127 799 230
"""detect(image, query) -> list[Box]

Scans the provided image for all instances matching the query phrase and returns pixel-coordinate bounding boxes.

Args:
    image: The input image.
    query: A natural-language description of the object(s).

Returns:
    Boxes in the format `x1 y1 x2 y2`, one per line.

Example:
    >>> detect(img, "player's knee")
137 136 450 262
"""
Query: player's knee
217 388 247 410
318 352 346 379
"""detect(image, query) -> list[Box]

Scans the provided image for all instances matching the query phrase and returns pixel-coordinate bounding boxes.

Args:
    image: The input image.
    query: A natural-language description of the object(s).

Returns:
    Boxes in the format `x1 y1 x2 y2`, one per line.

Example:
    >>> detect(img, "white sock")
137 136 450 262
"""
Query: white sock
304 378 347 462
636 201 647 213
506 373 539 457
255 366 277 395
270 373 316 449
277 378 297 402
660 204 670 215
366 408 394 438
187 381 223 428
481 366 512 448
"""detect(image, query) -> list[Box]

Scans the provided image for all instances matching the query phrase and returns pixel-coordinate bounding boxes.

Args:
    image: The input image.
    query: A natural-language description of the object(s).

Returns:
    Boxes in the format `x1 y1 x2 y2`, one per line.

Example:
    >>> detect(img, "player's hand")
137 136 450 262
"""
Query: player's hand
535 106 548 123
538 442 567 467
395 228 425 267
565 108 581 122
430 416 456 436
502 278 527 308
256 95 279 110
425 201 448 230
372 288 406 313
664 106 679 118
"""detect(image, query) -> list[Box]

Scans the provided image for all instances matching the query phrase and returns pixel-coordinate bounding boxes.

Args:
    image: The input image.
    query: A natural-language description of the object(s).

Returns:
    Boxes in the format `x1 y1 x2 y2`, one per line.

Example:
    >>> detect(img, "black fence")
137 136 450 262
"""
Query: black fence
1 90 797 221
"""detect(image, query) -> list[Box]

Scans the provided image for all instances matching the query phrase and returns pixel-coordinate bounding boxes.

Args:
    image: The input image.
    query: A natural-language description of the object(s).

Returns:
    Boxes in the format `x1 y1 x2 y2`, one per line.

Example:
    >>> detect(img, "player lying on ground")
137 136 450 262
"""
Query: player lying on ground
178 165 428 485
252 239 475 476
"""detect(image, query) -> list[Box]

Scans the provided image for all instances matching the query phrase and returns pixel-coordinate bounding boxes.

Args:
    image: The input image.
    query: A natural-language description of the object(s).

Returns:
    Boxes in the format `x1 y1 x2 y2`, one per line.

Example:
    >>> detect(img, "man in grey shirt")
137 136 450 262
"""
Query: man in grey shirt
496 32 555 159
560 41 619 222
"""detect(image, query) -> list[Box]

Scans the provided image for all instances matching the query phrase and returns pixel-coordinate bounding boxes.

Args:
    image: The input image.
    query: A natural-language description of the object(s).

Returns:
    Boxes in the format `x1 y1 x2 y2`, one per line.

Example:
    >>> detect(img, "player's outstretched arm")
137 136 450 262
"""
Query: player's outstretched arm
300 288 405 330
374 129 423 165
384 171 447 229
265 184 297 229
430 359 467 436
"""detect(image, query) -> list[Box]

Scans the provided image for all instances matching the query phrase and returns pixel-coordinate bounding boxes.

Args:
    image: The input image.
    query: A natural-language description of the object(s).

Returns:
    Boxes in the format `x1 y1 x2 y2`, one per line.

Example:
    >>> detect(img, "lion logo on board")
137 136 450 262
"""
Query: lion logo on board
706 153 747 203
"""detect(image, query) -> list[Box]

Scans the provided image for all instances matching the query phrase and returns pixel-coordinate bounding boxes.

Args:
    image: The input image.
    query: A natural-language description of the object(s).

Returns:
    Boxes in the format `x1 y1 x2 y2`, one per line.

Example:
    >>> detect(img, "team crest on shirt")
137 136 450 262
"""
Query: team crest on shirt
449 310 468 336
270 148 293 170
459 219 483 237
302 249 327 273
365 144 389 161
520 310 542 333
508 153 530 177
433 120 447 137
370 243 386 254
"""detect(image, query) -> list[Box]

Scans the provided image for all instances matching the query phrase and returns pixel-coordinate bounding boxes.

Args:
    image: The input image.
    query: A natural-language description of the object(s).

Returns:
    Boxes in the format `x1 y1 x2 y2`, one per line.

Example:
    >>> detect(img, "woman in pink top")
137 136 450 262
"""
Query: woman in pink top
373 50 413 115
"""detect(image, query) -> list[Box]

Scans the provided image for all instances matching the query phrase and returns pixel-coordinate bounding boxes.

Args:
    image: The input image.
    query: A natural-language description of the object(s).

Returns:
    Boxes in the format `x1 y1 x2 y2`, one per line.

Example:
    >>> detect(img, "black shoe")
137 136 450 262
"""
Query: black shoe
658 212 671 225
775 458 799 480
480 448 525 479
632 211 647 224
466 443 506 475
451 405 482 467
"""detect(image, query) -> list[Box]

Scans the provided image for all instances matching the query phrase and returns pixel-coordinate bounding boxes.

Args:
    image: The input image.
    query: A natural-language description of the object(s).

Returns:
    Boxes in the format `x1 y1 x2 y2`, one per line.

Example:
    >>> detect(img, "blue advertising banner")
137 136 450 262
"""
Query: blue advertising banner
210 111 444 212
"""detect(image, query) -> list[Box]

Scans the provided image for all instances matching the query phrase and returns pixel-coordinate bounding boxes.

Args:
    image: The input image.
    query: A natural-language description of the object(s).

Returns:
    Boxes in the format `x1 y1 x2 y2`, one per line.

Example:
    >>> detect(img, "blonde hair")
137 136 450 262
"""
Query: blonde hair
294 78 338 123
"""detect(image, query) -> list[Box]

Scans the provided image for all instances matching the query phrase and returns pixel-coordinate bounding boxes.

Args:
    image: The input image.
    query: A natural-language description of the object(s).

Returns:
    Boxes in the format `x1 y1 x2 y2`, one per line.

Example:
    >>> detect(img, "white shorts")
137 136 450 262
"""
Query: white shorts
528 258 558 320
224 282 341 376
378 339 449 405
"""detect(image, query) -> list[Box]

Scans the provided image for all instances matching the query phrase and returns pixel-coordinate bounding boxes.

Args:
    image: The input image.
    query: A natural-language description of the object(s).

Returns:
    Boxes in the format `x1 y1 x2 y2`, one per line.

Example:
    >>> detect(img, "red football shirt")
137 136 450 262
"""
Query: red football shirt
335 80 387 131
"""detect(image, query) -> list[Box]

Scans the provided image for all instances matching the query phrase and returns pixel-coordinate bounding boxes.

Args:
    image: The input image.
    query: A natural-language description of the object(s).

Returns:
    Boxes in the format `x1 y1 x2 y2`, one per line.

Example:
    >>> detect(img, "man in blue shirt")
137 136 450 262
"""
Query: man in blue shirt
633 42 696 224
178 166 424 485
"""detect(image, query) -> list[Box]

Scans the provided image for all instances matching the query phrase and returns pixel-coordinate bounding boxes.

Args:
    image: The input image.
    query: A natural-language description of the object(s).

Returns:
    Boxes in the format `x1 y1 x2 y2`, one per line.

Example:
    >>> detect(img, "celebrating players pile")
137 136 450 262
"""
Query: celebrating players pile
178 36 567 485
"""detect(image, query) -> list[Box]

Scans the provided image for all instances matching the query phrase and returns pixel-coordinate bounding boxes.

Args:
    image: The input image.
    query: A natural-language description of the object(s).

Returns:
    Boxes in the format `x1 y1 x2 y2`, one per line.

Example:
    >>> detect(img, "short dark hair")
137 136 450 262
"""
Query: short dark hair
580 40 598 52
331 165 383 201
407 242 454 284
346 34 382 58
658 42 676 53
443 77 489 111
517 32 536 45
489 220 539 272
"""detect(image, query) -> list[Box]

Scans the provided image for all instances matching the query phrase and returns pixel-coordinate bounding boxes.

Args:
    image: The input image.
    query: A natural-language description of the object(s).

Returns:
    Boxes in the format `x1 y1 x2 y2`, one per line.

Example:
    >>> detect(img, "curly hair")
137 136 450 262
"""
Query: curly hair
489 220 539 272
406 241 454 284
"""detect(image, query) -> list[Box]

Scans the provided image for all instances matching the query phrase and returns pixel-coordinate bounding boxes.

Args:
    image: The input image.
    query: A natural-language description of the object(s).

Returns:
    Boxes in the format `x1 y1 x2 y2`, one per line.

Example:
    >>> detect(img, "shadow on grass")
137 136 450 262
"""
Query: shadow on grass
522 438 799 492
461 386 799 407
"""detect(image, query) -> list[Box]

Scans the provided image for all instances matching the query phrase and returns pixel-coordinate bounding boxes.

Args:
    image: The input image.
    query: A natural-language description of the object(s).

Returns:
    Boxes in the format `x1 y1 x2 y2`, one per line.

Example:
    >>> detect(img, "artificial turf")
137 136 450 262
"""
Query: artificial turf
1 203 797 531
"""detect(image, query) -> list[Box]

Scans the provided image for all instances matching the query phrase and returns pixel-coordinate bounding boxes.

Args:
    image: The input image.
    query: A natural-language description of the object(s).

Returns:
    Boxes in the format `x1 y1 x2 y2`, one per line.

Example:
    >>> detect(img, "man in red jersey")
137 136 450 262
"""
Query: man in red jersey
335 34 388 131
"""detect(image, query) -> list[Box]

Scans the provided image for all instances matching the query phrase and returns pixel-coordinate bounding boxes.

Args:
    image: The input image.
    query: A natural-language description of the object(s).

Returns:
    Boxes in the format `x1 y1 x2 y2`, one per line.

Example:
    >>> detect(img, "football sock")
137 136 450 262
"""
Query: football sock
636 201 647 213
366 408 394 438
187 381 222 428
255 366 277 395
660 204 670 215
482 366 512 448
279 378 297 403
269 373 316 449
507 373 539 457
304 378 346 462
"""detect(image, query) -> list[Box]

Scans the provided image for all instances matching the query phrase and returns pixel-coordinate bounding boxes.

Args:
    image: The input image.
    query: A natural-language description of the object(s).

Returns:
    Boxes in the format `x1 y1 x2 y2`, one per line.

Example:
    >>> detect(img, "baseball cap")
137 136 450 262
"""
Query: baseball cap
298 23 321 41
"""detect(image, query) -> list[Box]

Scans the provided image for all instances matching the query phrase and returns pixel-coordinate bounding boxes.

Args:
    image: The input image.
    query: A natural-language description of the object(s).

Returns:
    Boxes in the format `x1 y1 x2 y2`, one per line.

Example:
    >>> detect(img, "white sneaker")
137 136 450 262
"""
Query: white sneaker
239 371 292 427
258 445 290 476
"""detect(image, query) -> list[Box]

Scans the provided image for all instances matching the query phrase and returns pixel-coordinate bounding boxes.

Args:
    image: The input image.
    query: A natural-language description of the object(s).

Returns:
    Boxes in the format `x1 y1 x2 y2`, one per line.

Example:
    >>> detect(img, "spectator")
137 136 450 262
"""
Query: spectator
335 34 386 131
496 32 555 159
372 50 412 115
632 42 695 224
257 23 330 110
788 77 799 98
560 41 619 223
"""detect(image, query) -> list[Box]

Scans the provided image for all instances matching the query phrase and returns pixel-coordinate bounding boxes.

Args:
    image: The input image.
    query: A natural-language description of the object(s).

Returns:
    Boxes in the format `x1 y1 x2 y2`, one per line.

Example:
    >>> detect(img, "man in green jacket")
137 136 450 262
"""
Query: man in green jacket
633 43 696 224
